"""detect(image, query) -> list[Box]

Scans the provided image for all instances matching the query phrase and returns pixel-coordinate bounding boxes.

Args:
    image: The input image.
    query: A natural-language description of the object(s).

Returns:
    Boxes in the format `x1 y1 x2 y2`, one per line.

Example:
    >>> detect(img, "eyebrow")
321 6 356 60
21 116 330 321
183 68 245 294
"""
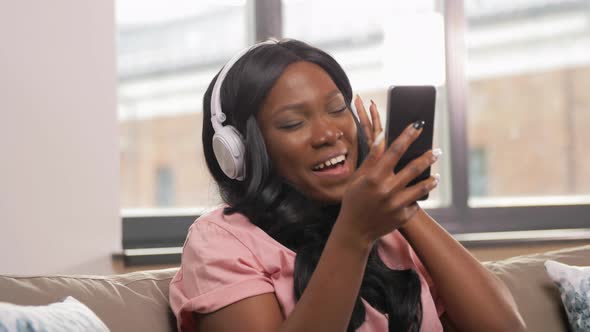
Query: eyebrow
273 89 344 116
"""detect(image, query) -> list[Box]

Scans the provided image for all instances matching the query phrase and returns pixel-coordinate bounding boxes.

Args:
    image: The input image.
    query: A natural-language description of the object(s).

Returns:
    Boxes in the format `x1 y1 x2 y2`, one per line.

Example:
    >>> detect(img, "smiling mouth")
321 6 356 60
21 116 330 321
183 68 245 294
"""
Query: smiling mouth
312 154 347 171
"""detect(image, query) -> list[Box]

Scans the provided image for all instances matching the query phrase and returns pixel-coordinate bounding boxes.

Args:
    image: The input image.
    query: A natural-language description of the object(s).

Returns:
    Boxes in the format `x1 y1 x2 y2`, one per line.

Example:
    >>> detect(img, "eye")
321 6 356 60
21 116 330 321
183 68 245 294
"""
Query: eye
279 121 303 130
330 106 347 114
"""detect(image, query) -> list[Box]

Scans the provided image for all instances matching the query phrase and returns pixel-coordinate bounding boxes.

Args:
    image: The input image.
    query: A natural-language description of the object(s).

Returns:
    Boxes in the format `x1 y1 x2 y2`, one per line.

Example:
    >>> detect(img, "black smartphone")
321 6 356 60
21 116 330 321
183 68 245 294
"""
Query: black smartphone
385 85 436 200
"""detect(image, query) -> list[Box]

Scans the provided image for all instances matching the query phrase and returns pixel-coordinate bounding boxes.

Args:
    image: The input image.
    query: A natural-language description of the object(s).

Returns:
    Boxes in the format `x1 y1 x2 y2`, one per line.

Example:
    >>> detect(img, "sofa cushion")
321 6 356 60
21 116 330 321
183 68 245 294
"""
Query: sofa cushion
483 245 590 332
0 268 179 332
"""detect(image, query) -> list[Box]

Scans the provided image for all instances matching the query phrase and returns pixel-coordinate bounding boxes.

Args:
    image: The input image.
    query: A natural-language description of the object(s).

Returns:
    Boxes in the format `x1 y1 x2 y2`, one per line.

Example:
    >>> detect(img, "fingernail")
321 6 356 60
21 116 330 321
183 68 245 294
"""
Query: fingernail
431 148 442 162
433 148 443 157
412 120 425 130
370 99 375 106
372 131 385 148
433 173 441 186
428 174 440 189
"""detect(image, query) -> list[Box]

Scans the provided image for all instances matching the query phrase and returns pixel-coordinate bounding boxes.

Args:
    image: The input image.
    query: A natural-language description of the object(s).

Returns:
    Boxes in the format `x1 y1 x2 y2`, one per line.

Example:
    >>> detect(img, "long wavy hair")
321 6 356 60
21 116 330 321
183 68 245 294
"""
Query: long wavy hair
202 38 422 332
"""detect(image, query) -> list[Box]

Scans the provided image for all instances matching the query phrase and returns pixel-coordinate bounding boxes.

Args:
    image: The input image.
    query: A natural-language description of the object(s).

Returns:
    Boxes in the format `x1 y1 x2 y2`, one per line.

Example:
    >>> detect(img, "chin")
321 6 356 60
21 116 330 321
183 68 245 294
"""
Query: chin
312 189 345 206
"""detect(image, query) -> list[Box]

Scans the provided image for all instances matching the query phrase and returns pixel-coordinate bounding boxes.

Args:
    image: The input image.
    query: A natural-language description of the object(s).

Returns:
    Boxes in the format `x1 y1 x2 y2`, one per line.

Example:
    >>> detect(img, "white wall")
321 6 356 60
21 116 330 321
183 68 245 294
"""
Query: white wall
0 0 120 275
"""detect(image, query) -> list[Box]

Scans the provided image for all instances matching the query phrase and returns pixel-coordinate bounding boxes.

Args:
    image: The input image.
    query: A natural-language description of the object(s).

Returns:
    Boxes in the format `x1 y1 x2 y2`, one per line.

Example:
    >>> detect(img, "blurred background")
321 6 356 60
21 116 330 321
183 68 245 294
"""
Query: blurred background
1 0 589 275
117 0 590 211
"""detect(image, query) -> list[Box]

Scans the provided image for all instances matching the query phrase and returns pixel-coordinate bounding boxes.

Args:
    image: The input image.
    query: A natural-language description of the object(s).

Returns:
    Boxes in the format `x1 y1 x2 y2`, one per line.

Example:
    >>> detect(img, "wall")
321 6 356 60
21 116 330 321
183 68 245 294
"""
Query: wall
0 0 120 275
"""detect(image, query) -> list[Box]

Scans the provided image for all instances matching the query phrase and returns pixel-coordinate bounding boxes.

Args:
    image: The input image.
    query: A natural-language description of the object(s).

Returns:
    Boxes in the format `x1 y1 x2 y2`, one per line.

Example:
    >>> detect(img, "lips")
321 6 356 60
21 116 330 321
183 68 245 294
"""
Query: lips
311 152 348 171
311 156 350 178
312 154 346 171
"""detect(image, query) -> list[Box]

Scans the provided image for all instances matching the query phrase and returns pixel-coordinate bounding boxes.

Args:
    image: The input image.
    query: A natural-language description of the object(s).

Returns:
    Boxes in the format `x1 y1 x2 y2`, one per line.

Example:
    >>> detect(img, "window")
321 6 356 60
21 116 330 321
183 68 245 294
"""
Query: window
283 0 449 207
117 0 251 212
117 0 590 263
465 0 590 207
156 166 174 206
469 148 487 197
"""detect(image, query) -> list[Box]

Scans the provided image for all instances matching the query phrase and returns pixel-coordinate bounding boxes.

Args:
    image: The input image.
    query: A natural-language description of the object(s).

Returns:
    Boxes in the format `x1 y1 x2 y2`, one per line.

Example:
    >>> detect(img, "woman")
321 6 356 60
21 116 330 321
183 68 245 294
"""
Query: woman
169 38 526 332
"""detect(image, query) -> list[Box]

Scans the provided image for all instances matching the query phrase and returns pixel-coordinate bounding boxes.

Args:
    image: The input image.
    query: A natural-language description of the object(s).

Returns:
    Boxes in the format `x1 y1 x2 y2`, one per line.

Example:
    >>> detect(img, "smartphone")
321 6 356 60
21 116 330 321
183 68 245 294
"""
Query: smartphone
385 85 436 200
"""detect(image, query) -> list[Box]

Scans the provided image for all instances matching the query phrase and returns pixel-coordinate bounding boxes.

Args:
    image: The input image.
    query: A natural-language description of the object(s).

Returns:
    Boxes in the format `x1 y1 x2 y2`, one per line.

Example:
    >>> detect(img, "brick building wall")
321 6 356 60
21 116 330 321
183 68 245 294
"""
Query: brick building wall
119 65 590 208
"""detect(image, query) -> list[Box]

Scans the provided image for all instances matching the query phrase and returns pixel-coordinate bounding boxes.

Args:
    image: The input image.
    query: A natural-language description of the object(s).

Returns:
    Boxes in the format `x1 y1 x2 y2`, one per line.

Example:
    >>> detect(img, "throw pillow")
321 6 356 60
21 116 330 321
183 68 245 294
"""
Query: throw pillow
544 260 590 332
0 296 109 332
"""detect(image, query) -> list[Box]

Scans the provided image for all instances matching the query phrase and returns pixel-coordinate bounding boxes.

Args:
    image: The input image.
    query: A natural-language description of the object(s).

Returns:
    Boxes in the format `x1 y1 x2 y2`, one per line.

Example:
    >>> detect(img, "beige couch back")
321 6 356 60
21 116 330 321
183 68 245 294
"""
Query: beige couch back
1 245 589 332
482 244 590 332
0 268 178 332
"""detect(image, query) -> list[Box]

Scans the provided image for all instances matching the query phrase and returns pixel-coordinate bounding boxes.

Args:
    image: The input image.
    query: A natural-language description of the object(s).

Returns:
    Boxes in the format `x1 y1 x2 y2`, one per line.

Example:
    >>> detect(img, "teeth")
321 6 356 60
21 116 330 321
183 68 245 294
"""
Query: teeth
313 154 346 171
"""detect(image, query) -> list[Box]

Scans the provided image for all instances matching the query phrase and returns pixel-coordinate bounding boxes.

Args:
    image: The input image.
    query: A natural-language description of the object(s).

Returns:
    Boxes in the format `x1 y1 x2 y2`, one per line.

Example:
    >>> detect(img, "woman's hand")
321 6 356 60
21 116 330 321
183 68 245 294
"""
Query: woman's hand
337 95 440 247
354 95 383 148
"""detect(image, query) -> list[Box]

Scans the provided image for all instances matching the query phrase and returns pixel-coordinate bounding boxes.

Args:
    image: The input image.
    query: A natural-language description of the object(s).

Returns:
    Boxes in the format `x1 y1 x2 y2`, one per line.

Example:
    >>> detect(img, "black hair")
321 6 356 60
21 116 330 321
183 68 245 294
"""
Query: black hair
202 38 422 332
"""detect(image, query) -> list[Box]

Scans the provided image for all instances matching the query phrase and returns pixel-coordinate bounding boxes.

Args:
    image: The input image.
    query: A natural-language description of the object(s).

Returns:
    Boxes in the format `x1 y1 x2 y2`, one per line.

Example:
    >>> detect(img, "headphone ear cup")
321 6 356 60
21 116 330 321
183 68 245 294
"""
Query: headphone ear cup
212 125 246 180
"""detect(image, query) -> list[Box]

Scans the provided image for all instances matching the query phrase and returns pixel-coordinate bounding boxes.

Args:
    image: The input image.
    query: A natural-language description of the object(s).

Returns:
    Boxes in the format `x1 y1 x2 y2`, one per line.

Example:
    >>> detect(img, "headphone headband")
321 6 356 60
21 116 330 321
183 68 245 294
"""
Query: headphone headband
210 40 276 129
210 40 276 181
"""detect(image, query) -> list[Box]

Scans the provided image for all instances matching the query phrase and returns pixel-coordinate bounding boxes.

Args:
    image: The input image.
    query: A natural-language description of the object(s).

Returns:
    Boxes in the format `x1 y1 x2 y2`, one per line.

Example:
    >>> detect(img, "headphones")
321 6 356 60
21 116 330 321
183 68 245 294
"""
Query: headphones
210 40 276 181
210 40 361 181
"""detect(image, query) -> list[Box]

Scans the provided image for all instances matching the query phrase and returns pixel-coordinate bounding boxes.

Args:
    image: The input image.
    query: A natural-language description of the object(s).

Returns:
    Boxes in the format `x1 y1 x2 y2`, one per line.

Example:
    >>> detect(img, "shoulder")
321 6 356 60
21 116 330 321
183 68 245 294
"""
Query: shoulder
169 207 279 327
192 207 266 239
183 206 295 269
184 207 260 260
192 208 295 258
173 207 276 305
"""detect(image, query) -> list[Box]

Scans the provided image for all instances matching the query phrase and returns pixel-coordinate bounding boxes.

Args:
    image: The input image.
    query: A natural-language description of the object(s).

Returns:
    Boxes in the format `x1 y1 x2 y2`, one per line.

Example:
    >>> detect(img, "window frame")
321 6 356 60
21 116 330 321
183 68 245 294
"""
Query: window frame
119 0 590 265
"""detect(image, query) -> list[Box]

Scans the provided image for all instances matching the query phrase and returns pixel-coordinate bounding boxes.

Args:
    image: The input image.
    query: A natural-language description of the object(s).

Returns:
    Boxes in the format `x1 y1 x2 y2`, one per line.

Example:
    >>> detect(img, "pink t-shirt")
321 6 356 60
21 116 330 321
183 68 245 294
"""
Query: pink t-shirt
169 207 445 332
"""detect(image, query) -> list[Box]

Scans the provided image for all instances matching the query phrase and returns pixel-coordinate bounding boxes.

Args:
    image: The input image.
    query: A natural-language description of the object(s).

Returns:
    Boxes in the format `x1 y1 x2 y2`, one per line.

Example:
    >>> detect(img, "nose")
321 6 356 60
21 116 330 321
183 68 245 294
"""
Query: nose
310 116 343 148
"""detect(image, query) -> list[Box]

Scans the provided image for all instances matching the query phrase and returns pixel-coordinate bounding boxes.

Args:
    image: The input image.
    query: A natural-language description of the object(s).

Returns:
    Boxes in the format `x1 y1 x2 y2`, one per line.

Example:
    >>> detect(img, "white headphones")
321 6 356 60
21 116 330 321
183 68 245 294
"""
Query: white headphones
210 40 276 180
210 40 361 181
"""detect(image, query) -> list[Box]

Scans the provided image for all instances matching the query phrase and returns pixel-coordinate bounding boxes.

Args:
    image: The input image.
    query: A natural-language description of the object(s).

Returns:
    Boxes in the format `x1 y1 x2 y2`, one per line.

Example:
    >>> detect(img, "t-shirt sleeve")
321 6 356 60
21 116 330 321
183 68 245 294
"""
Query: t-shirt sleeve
169 219 275 331
407 245 446 317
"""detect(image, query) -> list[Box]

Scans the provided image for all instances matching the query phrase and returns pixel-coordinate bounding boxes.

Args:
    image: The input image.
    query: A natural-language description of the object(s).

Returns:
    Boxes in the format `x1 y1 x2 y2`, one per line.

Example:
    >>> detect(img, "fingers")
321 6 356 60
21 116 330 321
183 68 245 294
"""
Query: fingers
354 95 374 146
392 148 442 191
367 148 440 206
369 100 383 138
374 121 425 176
357 131 386 173
354 95 385 149
390 174 440 209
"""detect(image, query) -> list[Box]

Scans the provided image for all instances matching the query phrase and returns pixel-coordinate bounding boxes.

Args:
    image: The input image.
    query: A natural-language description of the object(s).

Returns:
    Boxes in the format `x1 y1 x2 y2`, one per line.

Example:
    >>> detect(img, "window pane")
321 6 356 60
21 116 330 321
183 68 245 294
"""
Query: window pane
117 1 250 210
465 0 590 206
156 166 175 206
283 0 450 208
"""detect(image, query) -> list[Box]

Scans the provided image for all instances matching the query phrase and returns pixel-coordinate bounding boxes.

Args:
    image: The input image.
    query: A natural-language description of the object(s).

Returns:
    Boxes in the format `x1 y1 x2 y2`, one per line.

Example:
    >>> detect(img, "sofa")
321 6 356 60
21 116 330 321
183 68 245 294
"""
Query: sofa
1 244 589 332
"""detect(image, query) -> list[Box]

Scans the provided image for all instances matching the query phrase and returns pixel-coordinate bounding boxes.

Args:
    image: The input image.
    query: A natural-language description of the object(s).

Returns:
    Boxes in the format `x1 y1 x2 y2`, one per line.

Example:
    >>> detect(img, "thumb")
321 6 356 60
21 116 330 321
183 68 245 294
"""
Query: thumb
359 131 386 172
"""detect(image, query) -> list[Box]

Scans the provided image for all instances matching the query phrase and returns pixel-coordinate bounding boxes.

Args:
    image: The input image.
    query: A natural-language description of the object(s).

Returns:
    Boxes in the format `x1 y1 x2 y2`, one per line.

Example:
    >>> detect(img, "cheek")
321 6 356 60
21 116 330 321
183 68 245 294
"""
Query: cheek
348 123 358 144
266 134 308 174
345 119 358 144
346 121 360 167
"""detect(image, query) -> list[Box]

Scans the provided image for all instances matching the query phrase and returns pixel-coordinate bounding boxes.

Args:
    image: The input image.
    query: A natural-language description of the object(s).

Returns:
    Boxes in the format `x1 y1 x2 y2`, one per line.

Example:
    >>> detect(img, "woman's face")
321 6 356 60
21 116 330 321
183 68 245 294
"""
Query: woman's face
257 61 358 204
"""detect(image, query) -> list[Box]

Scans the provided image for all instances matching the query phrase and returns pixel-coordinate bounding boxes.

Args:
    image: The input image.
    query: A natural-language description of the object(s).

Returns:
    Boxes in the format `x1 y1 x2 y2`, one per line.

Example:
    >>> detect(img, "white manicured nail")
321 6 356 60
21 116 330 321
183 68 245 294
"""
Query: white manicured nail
372 132 385 148
434 173 441 183
433 148 443 157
